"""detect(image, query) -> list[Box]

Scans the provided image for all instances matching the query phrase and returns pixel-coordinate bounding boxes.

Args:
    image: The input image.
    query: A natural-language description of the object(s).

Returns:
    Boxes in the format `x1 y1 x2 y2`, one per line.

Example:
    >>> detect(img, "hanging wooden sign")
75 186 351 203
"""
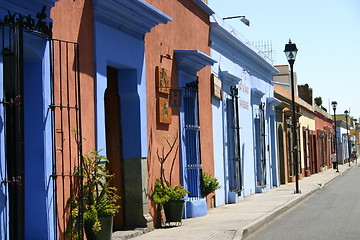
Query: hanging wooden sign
211 74 222 100
156 66 170 94
158 96 172 124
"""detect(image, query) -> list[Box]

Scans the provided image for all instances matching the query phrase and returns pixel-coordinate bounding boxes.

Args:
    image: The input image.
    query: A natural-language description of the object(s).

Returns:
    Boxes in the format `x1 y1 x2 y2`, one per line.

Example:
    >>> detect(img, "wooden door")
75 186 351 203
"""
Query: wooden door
105 66 124 229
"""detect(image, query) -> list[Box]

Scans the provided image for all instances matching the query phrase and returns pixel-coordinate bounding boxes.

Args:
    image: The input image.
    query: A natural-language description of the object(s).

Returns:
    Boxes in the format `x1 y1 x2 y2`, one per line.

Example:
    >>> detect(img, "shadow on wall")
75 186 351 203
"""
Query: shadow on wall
76 0 95 79
177 0 209 25
155 56 180 131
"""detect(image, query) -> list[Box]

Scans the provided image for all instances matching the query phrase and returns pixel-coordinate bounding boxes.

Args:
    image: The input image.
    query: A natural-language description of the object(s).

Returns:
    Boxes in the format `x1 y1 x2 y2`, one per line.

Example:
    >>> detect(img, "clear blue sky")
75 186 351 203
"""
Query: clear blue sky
208 0 360 120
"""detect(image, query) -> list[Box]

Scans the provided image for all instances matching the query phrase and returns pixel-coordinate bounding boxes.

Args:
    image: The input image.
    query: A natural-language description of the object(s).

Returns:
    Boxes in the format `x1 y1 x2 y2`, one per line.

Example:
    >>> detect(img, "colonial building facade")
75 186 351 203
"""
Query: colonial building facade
0 0 171 238
0 1 340 239
144 0 216 223
274 66 335 186
210 15 279 206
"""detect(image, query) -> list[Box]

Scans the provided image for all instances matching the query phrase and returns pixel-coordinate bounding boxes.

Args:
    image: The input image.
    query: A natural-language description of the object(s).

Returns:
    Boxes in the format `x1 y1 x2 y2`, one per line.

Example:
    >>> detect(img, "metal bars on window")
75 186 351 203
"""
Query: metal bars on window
183 81 202 199
256 103 266 187
228 86 242 193
0 20 83 240
49 38 83 240
1 8 83 239
260 103 266 186
1 22 25 240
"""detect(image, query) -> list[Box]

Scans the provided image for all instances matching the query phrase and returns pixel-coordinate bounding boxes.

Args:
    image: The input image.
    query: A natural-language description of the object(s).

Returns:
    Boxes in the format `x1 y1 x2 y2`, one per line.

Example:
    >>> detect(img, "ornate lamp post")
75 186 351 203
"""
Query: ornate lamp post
284 40 300 194
345 110 351 166
331 101 339 172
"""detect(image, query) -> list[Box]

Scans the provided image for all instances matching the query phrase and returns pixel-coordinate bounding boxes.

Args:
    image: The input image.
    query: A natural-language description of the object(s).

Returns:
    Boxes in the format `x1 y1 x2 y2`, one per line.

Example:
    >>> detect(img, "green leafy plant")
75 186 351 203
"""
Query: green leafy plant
151 134 189 205
66 150 120 239
314 96 322 106
152 179 189 205
201 172 221 197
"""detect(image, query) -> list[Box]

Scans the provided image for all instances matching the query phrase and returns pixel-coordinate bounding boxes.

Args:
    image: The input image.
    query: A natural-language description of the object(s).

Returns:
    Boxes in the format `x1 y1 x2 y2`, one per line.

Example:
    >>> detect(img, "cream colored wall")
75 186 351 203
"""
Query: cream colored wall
298 111 315 174
300 112 316 131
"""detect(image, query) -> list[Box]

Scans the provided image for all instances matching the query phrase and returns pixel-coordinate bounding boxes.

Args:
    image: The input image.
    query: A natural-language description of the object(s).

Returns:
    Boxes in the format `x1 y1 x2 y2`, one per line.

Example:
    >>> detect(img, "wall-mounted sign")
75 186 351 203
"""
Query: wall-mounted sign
158 96 172 124
211 74 222 100
169 88 182 107
156 66 170 94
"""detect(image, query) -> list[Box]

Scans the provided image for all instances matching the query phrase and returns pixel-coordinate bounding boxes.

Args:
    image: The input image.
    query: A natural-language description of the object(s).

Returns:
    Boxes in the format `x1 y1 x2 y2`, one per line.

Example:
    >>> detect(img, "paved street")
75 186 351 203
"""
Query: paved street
113 163 355 240
245 165 360 240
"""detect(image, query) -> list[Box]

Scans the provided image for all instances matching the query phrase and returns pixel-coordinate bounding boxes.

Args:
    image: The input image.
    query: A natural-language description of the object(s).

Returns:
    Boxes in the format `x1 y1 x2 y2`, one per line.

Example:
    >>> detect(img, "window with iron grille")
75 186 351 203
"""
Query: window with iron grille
227 86 242 193
255 103 266 186
183 81 202 199
0 16 83 240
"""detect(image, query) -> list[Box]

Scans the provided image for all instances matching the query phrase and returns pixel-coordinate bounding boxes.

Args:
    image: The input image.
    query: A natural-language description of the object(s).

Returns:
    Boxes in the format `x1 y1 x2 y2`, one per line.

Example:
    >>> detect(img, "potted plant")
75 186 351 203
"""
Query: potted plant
66 150 120 240
201 172 221 197
152 179 189 223
151 134 189 223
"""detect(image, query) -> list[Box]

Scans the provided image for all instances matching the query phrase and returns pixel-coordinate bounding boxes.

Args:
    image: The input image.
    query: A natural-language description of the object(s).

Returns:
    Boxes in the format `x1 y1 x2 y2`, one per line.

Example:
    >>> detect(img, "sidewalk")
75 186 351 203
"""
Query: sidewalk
113 164 354 240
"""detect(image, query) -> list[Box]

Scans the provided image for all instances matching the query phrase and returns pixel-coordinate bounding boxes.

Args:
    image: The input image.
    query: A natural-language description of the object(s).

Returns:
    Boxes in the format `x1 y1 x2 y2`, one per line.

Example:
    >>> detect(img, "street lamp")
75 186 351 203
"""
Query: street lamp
331 101 339 172
222 16 250 26
284 39 300 194
345 110 351 166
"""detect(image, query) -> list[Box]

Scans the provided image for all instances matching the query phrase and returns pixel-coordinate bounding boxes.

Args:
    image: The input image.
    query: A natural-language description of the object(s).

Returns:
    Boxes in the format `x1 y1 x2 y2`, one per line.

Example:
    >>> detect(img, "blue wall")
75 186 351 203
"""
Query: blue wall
210 15 278 206
174 50 216 218
23 33 54 240
92 0 171 159
0 2 57 238
0 29 55 240
212 94 226 205
94 21 148 159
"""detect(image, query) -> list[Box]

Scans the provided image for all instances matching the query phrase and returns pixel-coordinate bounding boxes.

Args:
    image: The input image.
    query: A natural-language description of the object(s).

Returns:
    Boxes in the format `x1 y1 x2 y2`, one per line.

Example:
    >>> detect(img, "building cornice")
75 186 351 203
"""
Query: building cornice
174 50 216 75
1 0 58 24
219 71 241 85
191 0 214 15
267 97 281 107
93 0 172 39
210 15 278 78
251 87 265 99
274 90 315 117
2 0 58 12
314 105 332 119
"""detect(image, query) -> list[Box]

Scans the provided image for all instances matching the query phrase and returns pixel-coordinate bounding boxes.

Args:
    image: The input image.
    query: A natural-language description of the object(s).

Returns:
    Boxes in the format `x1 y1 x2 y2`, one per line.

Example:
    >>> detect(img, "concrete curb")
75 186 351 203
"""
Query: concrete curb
234 165 354 240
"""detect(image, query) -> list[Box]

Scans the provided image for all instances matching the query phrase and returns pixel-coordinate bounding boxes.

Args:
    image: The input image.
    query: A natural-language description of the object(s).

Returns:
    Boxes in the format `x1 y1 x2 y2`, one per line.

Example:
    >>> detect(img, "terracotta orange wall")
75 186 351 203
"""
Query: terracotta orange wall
144 0 214 224
51 2 95 237
315 114 333 170
315 115 333 130
51 0 95 153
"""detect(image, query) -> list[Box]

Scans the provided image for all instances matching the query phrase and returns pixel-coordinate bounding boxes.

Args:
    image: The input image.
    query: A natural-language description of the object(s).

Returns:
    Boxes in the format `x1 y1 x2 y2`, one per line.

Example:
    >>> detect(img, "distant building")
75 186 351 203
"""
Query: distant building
334 114 356 163
274 65 298 95
298 84 313 105
274 66 334 184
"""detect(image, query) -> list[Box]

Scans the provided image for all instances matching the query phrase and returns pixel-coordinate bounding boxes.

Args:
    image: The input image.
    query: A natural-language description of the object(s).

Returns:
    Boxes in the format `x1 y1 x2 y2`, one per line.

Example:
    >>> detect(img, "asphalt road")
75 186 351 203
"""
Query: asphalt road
244 166 360 240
